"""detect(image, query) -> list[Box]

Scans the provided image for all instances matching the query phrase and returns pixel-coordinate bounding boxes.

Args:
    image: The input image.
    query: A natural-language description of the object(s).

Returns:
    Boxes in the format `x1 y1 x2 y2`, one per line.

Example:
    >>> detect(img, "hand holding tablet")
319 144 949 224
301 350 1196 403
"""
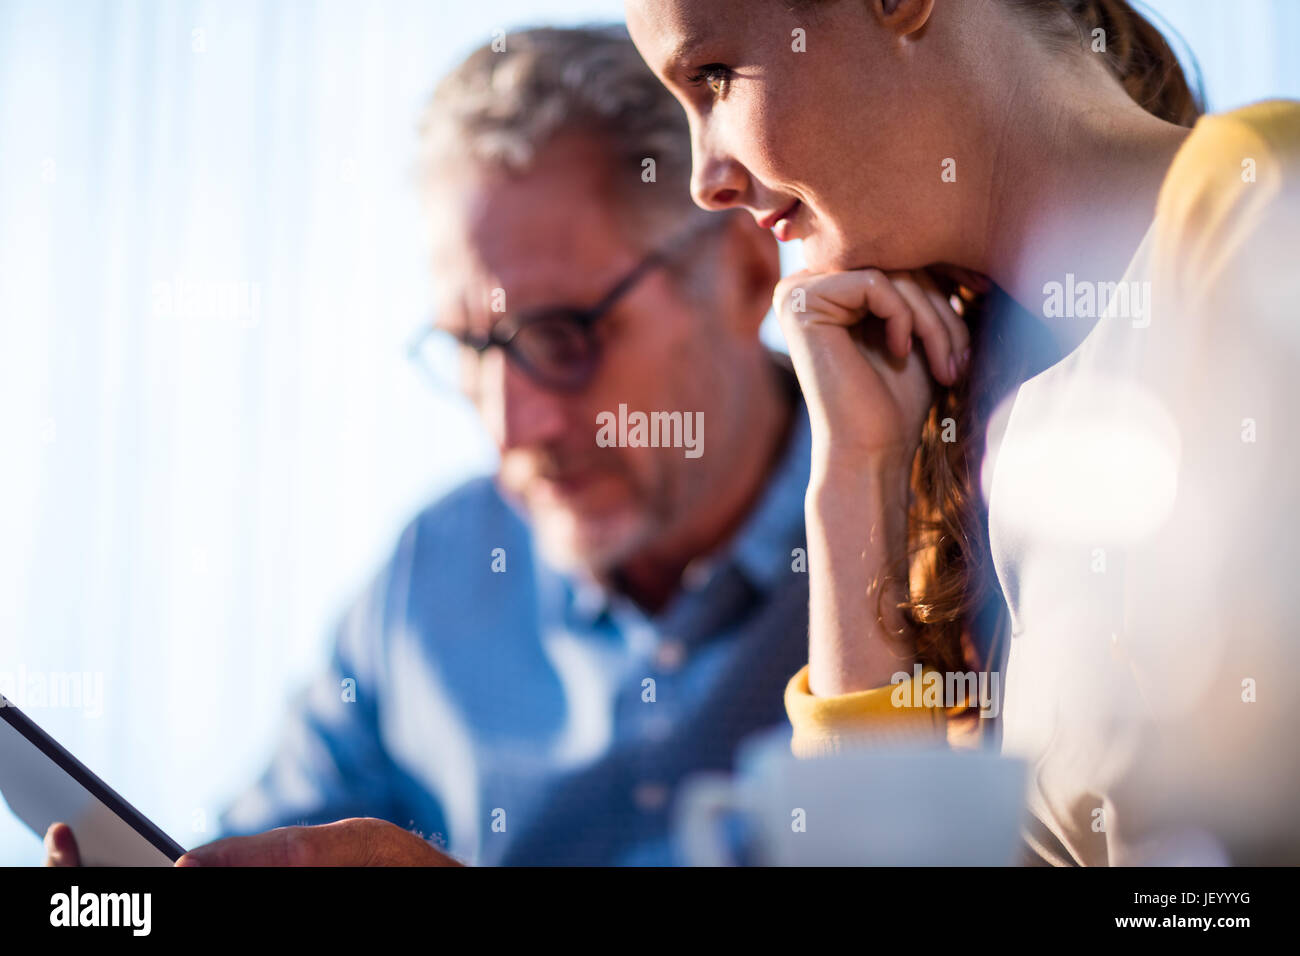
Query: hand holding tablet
0 696 185 866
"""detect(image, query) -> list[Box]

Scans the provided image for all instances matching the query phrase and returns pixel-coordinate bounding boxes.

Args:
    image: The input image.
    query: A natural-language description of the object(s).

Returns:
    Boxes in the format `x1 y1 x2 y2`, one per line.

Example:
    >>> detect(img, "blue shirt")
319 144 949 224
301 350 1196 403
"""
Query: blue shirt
220 378 811 865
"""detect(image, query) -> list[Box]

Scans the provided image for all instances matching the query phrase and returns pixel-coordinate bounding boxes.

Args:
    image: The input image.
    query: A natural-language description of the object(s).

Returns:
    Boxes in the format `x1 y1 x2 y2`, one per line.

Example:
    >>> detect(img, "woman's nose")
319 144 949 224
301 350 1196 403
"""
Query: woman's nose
689 128 746 211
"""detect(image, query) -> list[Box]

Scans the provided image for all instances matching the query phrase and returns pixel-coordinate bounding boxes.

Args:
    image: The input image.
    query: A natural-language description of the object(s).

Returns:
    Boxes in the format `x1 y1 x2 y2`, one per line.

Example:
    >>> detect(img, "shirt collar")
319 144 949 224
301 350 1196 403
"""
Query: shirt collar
726 374 810 594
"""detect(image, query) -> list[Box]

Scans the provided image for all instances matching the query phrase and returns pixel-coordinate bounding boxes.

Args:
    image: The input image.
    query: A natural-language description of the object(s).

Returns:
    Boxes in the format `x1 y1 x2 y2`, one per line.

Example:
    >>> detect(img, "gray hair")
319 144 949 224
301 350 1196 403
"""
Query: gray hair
418 24 705 242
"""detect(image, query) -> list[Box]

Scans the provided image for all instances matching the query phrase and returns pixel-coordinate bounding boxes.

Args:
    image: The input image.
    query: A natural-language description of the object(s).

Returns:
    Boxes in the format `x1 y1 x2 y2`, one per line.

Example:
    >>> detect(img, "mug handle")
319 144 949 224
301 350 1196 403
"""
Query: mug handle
675 773 747 867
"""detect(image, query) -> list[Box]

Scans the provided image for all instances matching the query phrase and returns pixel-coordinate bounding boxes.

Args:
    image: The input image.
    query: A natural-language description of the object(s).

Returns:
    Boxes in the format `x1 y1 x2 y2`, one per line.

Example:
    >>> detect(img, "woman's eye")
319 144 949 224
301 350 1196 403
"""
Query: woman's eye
686 64 731 97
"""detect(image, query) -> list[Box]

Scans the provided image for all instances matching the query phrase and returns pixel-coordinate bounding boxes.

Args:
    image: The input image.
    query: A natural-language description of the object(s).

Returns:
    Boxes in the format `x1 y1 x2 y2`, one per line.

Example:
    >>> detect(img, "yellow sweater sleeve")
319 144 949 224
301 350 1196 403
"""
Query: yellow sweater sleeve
784 665 950 758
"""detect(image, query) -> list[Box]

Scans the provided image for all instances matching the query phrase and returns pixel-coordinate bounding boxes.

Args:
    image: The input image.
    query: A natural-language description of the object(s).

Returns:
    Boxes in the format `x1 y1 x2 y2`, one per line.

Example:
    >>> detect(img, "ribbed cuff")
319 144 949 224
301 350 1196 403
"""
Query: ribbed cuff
784 664 949 758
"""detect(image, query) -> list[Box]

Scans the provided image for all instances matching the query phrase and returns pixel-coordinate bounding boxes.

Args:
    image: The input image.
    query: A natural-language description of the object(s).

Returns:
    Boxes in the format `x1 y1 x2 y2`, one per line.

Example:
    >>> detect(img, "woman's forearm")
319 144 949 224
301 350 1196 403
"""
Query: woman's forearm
804 451 918 697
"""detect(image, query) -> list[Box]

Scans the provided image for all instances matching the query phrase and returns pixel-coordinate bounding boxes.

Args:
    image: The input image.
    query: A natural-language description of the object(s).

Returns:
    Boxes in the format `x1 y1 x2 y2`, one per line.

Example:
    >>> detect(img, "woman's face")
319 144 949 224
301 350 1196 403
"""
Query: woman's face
626 0 965 273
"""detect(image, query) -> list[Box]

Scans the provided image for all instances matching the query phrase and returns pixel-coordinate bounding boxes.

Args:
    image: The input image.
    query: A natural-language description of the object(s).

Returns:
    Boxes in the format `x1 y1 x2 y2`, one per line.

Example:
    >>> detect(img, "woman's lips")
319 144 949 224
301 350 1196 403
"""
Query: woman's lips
764 199 803 242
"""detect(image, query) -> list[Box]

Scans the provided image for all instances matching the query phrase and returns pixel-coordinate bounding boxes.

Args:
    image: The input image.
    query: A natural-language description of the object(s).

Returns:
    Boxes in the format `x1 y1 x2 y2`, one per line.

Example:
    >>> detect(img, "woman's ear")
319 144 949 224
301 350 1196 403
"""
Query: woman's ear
874 0 935 38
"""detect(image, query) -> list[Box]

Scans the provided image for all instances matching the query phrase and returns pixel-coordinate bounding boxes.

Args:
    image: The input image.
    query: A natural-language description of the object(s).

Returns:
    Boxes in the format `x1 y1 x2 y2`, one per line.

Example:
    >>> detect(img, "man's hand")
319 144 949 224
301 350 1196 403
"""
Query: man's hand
45 817 462 866
175 817 463 866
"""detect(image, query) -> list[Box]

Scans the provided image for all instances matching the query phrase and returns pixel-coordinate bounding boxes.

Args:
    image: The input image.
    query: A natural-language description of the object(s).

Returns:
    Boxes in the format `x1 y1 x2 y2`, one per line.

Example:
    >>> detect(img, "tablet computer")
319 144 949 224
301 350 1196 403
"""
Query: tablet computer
0 695 185 866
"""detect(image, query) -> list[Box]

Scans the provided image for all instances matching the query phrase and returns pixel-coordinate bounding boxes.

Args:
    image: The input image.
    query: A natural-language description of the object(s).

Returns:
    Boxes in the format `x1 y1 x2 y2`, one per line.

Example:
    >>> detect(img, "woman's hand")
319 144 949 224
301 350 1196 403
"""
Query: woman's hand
773 267 970 476
773 267 972 696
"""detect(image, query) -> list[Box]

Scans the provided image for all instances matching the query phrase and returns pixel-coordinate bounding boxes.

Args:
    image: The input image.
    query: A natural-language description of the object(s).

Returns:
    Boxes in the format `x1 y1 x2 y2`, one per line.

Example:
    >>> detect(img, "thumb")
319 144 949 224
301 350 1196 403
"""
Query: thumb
44 822 80 866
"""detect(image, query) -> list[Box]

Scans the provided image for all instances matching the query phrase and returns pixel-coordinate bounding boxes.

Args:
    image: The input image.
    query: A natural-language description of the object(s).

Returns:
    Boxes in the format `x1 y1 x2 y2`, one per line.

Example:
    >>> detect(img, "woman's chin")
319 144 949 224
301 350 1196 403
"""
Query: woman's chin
799 237 837 274
801 234 867 275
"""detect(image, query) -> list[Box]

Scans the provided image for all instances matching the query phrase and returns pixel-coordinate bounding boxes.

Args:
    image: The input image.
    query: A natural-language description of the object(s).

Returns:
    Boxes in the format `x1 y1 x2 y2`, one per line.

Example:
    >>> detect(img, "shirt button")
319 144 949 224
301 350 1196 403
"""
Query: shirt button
633 781 669 812
655 638 686 673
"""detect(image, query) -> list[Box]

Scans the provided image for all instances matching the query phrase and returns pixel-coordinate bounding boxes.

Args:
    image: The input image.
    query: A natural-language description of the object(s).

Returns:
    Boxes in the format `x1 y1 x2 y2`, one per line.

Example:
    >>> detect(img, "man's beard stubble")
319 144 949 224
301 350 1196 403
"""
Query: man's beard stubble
498 442 673 577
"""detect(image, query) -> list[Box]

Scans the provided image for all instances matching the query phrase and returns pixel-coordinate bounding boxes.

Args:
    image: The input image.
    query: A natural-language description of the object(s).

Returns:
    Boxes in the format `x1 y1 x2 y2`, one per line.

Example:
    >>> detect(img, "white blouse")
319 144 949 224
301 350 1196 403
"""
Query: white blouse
985 101 1300 865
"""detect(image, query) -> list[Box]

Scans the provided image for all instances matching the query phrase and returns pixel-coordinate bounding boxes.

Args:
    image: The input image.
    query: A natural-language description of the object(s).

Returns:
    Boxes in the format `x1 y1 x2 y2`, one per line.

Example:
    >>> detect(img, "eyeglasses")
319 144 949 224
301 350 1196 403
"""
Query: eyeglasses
407 216 728 396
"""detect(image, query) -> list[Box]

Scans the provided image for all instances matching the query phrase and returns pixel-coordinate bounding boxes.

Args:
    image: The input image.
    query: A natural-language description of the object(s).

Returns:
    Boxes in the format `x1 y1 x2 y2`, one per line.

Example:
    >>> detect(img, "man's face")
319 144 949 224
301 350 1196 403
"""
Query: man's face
428 135 734 575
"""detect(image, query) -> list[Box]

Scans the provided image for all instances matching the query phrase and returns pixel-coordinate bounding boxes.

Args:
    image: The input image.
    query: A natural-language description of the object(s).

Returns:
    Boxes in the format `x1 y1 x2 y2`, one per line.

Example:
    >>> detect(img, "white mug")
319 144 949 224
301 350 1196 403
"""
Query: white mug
675 730 1026 866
